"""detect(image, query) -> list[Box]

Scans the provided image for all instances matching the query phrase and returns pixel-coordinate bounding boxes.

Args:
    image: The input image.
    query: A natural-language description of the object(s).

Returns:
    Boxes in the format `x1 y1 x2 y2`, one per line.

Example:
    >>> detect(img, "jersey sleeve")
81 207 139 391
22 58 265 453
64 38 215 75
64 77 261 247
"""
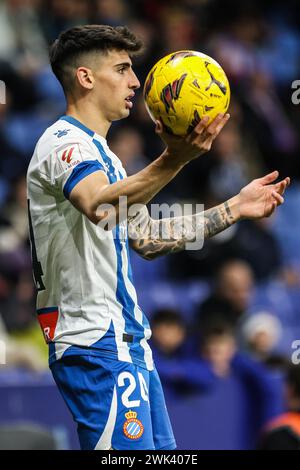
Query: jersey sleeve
50 140 107 199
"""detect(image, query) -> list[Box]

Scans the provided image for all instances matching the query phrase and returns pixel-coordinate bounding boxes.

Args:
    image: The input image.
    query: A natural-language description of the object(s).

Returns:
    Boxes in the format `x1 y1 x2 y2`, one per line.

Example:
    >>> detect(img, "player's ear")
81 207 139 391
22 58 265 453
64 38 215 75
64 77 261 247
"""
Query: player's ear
76 67 95 90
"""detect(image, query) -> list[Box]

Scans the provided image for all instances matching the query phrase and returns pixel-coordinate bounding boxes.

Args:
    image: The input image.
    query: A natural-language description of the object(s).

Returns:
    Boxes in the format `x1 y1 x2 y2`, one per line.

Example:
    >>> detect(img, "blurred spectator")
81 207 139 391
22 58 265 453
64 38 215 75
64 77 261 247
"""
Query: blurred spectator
39 0 91 44
0 0 48 70
151 308 187 357
0 175 31 292
0 60 38 112
0 175 29 252
0 62 38 187
126 20 161 84
195 259 254 329
207 122 254 201
159 7 199 54
0 270 36 333
209 7 266 85
94 0 129 26
169 217 283 281
201 321 237 378
240 311 283 362
0 174 41 341
150 309 216 394
208 2 299 178
0 315 46 371
0 60 51 170
199 321 284 444
259 364 300 449
241 70 298 177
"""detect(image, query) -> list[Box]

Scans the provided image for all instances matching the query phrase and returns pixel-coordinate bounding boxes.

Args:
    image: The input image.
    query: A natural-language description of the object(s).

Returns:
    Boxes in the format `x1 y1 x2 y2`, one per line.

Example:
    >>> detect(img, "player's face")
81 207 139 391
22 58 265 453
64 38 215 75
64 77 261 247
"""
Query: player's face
93 49 140 121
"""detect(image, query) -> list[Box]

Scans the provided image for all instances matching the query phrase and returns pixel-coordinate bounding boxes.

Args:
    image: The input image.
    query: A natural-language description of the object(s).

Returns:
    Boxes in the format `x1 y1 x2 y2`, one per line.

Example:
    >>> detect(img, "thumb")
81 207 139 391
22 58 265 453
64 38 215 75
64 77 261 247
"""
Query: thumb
155 118 171 144
155 119 163 135
258 170 279 185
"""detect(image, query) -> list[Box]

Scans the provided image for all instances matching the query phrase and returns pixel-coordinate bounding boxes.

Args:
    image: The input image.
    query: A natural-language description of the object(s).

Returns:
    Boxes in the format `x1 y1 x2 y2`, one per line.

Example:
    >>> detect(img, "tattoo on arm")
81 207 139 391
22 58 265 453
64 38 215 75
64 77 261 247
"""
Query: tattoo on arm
204 200 235 239
128 201 235 260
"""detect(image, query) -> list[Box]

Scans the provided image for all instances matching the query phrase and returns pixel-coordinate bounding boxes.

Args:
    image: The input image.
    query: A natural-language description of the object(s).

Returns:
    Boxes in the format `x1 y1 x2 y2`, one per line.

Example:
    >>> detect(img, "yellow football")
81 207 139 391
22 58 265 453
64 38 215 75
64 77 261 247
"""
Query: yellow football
143 50 230 136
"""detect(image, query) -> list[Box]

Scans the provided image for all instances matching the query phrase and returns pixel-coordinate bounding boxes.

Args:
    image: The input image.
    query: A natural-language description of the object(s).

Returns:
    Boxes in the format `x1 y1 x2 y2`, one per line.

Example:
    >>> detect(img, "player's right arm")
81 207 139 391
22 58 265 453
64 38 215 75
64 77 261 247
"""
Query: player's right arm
69 113 229 225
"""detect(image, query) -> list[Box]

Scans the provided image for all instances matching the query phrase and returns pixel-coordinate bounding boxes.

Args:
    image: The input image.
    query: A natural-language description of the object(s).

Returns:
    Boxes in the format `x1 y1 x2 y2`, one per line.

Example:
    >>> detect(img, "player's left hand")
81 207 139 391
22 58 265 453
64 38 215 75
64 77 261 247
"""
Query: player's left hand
155 113 230 163
238 171 290 219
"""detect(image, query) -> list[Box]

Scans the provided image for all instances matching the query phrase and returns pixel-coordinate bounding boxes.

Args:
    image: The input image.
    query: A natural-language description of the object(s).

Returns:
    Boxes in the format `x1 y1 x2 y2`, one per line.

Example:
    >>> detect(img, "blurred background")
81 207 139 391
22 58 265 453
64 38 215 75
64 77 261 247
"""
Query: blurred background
0 0 300 450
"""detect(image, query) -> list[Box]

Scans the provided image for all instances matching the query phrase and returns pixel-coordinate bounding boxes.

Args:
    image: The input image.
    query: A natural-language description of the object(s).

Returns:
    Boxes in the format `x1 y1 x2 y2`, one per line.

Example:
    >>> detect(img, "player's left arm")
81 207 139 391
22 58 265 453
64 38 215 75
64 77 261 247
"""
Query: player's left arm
128 199 237 259
129 171 290 260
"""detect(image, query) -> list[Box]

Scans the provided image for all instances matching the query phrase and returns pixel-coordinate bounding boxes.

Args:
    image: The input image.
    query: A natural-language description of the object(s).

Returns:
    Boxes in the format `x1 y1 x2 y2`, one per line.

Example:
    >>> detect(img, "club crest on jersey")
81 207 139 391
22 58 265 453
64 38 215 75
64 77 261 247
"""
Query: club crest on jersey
56 143 83 173
54 129 71 138
123 410 144 440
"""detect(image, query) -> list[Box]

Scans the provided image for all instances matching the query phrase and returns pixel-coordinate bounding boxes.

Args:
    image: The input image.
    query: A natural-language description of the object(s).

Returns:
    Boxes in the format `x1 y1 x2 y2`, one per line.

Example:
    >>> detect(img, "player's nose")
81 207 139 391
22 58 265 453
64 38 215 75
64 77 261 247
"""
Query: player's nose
130 71 140 90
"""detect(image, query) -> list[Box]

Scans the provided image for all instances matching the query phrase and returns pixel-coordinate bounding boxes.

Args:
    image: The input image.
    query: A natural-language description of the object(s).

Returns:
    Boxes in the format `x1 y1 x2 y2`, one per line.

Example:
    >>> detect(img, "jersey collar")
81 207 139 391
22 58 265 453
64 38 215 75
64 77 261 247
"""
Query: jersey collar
59 115 95 137
59 115 108 146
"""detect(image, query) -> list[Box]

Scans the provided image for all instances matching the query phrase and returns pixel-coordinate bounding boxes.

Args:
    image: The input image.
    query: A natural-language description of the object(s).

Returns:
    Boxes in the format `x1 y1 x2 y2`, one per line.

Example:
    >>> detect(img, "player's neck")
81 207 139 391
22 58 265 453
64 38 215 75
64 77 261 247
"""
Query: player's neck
65 102 110 139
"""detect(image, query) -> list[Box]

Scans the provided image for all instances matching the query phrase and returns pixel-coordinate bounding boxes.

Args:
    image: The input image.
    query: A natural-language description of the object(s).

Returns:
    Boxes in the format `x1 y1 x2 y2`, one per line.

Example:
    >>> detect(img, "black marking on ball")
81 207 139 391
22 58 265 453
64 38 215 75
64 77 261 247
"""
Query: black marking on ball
204 61 227 95
144 67 156 98
166 51 197 64
187 109 201 134
160 73 187 113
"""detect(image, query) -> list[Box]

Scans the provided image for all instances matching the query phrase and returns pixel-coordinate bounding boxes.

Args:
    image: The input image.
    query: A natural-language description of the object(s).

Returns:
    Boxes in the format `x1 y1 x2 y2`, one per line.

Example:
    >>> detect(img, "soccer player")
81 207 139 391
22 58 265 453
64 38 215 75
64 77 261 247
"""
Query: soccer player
27 25 289 450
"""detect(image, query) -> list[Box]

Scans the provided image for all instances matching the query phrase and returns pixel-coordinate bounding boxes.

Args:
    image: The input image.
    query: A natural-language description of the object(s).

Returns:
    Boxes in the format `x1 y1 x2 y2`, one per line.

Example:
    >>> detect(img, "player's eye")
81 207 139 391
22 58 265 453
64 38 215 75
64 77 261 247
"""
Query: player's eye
117 67 126 74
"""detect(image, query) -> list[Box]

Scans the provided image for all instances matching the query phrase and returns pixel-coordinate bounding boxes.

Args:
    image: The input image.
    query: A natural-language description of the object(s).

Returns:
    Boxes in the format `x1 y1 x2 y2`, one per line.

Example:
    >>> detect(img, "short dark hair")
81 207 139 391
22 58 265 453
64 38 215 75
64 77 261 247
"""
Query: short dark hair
200 320 235 345
151 309 185 329
49 24 143 94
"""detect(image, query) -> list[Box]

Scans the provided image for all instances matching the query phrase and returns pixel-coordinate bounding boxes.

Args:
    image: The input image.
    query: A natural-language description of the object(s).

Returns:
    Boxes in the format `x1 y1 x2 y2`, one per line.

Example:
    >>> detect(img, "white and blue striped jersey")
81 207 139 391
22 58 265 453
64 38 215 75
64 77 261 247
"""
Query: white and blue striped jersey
27 115 153 371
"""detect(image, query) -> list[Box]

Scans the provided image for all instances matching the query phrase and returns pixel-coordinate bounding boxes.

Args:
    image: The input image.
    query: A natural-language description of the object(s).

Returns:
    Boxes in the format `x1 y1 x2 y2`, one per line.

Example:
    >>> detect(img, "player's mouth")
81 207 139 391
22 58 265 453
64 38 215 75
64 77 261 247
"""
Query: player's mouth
125 93 135 109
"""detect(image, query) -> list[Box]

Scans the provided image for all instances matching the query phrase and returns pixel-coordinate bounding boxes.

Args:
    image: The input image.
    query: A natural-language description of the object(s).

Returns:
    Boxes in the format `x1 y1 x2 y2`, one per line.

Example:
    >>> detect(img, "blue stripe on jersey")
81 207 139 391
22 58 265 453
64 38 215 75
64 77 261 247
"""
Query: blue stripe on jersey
92 139 118 183
126 239 151 332
37 306 58 314
92 138 148 368
49 341 56 363
61 319 119 363
94 319 117 351
60 115 95 137
63 160 106 199
113 223 146 361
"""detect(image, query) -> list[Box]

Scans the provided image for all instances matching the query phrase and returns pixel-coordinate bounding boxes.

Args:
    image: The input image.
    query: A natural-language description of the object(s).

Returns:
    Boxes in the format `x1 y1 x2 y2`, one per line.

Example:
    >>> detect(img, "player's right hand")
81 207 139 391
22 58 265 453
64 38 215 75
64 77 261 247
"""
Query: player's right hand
155 112 230 163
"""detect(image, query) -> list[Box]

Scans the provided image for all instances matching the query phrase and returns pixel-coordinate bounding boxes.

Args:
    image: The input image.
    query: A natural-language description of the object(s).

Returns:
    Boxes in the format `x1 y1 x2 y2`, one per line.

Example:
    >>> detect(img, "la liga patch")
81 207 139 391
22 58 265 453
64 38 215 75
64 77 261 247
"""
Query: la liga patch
56 143 83 174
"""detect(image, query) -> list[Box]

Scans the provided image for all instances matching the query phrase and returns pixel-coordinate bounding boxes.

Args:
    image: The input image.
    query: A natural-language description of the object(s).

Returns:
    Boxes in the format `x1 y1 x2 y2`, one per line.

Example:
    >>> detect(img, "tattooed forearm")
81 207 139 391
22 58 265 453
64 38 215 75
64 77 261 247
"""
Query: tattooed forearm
128 200 239 260
204 200 235 239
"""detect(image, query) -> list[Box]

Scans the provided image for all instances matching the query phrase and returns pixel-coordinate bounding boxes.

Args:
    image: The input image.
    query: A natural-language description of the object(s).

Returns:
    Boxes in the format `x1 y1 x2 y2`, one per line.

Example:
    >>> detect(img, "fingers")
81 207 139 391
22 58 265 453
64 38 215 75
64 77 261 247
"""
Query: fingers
155 119 182 143
205 113 230 136
258 172 291 189
275 177 290 195
185 115 209 143
155 119 161 133
155 119 168 146
258 170 279 185
266 178 289 216
155 119 164 135
266 200 277 217
272 190 284 205
188 113 230 140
